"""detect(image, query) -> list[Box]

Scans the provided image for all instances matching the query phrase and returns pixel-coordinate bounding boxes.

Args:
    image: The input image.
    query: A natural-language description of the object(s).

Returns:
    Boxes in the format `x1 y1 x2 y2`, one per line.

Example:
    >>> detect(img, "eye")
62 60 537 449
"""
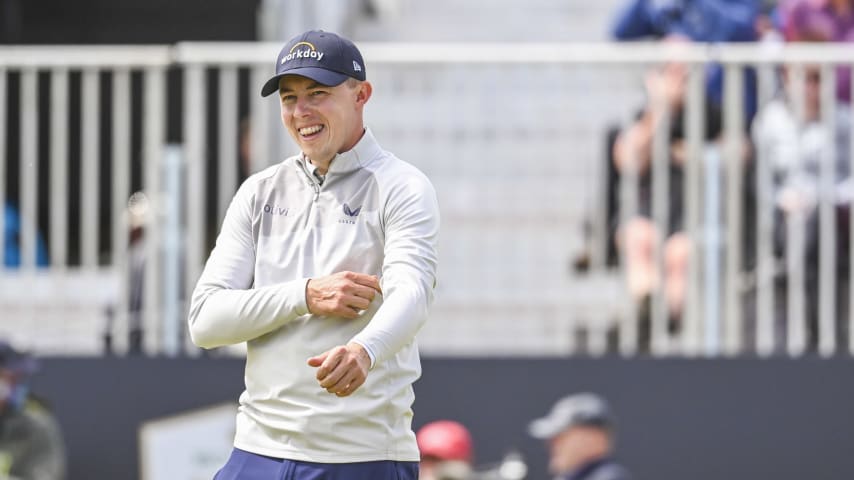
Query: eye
281 94 296 103
310 90 328 97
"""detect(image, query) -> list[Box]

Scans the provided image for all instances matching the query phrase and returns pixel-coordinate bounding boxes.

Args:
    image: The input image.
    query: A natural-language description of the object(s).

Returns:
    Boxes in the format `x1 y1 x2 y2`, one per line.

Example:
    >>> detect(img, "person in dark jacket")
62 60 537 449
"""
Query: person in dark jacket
528 393 631 480
0 341 66 480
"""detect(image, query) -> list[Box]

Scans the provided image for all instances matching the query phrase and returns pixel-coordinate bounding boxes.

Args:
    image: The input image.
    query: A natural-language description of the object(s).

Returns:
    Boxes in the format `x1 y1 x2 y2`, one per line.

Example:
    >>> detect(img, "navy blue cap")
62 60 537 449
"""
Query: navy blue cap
261 30 367 97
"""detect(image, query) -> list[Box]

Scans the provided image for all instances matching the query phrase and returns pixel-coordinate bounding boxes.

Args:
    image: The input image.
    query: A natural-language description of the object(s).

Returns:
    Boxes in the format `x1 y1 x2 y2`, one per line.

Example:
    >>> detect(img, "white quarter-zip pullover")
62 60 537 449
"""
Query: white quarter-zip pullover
188 129 439 462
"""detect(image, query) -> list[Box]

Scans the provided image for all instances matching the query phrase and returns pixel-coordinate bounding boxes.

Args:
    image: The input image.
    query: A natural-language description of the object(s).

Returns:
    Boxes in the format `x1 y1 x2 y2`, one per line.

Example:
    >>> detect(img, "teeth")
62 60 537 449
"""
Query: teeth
299 125 323 136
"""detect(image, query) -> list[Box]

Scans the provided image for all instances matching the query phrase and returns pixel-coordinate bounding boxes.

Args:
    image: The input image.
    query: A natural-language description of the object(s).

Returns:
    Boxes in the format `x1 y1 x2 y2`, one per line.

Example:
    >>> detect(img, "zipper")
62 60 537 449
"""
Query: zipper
298 158 321 202
310 178 320 202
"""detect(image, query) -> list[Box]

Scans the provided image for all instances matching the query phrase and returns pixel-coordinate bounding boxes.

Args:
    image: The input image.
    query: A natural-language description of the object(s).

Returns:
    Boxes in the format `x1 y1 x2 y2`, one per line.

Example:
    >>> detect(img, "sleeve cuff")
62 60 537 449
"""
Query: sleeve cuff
351 340 377 369
286 277 311 316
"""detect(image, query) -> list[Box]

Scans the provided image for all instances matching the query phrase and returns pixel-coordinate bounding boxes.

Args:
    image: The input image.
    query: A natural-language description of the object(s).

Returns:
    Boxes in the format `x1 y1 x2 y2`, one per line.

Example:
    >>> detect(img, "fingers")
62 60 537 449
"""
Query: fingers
306 271 381 318
347 293 372 311
313 346 343 380
348 272 382 294
332 373 366 397
306 351 327 367
350 282 378 302
319 366 359 394
308 344 370 397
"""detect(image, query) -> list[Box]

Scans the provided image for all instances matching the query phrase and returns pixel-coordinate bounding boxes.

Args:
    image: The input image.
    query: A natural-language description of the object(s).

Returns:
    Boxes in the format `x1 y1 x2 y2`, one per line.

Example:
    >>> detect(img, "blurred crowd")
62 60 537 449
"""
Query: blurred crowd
591 0 854 353
417 392 629 480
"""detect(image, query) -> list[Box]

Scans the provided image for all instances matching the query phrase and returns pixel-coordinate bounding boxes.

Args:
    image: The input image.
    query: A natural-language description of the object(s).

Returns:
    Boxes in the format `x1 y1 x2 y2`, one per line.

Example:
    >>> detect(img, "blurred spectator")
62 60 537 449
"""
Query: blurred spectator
611 0 761 119
611 61 725 342
779 0 854 102
126 192 150 355
3 203 48 269
612 0 760 42
102 191 153 356
0 341 66 480
528 393 631 480
756 0 787 42
755 1 787 101
238 116 253 182
417 420 474 480
780 0 854 42
751 62 852 348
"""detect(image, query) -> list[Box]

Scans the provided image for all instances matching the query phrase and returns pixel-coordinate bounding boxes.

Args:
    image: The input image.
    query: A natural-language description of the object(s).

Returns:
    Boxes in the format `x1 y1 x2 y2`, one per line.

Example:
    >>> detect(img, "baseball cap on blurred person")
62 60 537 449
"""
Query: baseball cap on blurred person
260 30 367 97
528 392 614 439
0 340 38 376
417 420 474 463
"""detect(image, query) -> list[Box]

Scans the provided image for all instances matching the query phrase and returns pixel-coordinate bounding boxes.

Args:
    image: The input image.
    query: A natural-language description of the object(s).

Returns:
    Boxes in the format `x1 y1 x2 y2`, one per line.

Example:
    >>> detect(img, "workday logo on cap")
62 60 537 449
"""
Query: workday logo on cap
281 41 326 64
261 30 367 97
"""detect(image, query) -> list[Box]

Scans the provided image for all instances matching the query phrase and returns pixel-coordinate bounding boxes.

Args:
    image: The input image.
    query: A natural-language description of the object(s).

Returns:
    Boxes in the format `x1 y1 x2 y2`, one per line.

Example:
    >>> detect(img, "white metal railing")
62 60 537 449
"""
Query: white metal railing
0 46 169 354
1 42 853 357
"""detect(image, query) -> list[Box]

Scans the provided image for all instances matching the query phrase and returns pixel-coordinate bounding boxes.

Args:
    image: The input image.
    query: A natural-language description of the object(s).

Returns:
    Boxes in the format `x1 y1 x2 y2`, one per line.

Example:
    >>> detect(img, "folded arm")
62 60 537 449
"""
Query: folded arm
187 181 309 349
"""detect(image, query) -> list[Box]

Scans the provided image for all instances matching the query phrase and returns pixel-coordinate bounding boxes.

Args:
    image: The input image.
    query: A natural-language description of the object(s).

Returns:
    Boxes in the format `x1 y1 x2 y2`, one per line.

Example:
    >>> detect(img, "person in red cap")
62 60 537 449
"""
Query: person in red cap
416 420 474 480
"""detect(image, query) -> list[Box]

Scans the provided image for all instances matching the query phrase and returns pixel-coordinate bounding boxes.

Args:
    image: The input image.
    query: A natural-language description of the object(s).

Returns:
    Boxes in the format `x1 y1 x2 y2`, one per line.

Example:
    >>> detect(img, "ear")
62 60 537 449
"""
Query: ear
355 81 372 106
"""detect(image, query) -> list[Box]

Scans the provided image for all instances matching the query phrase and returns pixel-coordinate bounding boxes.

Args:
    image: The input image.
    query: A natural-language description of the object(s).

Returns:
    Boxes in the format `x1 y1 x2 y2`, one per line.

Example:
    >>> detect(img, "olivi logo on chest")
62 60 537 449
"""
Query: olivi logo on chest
263 204 289 216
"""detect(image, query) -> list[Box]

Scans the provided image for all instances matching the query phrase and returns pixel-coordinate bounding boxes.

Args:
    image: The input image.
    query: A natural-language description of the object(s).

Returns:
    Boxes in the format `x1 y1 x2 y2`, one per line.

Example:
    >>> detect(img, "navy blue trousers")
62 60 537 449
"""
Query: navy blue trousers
214 448 419 480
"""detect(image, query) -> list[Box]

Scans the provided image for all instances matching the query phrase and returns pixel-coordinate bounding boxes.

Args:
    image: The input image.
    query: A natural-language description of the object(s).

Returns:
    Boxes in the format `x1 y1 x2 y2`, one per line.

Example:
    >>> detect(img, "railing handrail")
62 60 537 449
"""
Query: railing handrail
4 42 854 68
0 45 173 68
175 41 854 65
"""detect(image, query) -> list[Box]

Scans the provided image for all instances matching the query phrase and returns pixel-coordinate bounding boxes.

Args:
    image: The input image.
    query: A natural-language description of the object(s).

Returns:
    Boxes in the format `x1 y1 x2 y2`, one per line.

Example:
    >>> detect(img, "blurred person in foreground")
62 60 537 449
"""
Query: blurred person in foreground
188 29 439 479
528 393 630 480
0 342 65 480
417 420 474 480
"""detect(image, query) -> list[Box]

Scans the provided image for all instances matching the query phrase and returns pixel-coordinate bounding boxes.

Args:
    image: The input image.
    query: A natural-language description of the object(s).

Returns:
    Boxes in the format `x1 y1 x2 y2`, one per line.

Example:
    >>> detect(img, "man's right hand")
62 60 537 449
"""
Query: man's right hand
305 271 382 318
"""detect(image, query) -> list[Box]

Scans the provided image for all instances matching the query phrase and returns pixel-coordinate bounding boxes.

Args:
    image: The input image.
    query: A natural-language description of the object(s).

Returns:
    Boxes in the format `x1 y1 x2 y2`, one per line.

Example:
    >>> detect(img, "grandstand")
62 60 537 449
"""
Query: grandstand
2 1 854 479
2 0 646 357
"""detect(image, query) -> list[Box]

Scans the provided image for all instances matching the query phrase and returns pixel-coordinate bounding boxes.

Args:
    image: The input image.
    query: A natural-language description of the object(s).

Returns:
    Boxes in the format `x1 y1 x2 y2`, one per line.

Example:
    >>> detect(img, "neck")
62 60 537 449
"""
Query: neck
308 127 367 175
309 157 330 176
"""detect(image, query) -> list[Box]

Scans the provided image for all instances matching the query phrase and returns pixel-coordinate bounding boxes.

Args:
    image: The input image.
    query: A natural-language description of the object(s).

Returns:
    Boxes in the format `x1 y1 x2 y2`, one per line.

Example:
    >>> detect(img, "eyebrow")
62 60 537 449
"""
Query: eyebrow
279 81 325 94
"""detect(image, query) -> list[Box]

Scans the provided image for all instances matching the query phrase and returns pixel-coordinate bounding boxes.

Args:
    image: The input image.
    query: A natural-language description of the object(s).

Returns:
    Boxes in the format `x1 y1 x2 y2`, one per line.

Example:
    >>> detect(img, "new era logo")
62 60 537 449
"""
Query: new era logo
353 61 362 72
343 203 361 217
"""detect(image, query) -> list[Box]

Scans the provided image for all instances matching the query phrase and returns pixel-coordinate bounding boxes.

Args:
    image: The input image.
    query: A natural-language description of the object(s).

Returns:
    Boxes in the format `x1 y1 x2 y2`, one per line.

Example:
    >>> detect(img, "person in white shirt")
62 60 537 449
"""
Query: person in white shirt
188 29 440 480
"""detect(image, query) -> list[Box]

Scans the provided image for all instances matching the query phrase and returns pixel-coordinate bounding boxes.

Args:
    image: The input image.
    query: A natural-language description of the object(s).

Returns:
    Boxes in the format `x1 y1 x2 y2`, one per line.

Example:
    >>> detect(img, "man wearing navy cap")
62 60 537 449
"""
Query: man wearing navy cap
189 30 439 480
529 393 631 480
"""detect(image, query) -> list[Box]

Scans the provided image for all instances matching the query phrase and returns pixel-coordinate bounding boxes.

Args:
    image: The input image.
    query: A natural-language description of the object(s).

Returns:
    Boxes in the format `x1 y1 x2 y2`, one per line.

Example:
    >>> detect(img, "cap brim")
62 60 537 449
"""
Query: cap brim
528 416 564 439
260 67 351 97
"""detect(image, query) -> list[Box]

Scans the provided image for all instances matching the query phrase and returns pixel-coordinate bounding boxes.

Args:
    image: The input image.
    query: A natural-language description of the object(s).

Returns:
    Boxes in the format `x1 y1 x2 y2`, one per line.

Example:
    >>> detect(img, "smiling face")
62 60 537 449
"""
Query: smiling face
278 75 372 172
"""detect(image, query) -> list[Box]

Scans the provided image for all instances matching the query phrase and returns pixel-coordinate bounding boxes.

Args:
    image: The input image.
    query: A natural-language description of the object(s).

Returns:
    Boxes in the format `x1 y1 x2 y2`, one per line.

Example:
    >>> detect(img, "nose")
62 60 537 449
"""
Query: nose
293 96 311 117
